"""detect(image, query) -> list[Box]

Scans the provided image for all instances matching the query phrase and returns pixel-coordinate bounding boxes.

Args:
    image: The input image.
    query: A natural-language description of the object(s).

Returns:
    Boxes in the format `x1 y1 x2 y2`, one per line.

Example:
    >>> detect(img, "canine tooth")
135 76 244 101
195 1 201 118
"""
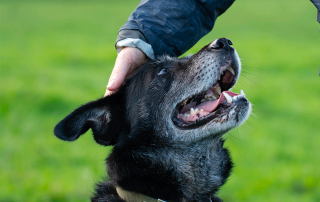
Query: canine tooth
200 109 205 113
223 92 233 104
227 66 235 75
182 99 188 105
215 86 221 95
195 108 199 113
240 89 245 95
190 108 196 115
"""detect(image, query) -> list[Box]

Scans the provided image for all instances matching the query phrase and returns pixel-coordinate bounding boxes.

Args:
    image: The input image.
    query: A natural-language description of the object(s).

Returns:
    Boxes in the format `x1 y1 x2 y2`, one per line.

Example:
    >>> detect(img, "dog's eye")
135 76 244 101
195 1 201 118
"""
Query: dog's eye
158 68 168 75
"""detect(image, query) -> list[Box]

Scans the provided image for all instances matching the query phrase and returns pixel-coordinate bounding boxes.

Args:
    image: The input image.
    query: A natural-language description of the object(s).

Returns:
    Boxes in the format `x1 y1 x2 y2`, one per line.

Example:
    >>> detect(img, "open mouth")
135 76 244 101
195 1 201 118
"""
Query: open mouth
173 65 246 128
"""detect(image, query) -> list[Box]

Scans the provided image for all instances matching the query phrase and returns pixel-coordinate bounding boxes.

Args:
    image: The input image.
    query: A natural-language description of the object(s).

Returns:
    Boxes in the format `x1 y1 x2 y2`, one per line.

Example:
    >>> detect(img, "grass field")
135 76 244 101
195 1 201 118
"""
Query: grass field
1 0 319 201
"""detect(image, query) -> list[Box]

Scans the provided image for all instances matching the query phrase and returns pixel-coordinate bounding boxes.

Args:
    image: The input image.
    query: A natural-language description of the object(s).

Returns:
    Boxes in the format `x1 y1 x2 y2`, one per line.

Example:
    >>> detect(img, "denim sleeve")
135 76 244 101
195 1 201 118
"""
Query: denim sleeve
117 0 235 58
310 0 320 23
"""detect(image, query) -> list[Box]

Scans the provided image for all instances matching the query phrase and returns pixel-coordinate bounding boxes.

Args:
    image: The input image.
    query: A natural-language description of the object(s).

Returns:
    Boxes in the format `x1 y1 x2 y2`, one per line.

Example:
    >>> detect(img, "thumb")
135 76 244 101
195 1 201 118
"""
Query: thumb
105 47 148 96
107 52 133 91
106 63 132 92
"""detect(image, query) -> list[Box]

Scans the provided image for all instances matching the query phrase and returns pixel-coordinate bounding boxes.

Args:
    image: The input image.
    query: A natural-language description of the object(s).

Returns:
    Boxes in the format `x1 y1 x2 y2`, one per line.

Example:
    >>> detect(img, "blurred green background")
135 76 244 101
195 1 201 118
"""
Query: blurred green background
1 0 319 201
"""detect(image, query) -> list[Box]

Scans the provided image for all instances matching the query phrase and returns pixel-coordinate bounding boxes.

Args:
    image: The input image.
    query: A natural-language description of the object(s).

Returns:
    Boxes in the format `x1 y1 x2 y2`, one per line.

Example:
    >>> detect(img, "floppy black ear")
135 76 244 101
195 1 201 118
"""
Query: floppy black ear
54 93 125 146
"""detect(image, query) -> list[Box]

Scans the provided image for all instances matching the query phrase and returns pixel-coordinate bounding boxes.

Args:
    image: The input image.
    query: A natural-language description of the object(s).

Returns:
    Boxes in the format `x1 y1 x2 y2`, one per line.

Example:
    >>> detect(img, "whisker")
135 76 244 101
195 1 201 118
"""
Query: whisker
240 74 263 88
250 112 258 118
241 71 261 80
227 129 248 144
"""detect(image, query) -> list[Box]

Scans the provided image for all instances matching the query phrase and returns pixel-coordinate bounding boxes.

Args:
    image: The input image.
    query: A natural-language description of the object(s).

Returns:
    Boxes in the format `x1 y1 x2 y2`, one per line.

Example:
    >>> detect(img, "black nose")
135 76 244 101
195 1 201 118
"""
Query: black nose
210 38 233 50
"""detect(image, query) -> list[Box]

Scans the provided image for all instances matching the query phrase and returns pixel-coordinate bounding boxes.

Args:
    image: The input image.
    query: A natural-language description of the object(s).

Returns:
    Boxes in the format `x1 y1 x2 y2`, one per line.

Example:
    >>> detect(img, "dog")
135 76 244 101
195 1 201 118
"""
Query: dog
54 38 251 202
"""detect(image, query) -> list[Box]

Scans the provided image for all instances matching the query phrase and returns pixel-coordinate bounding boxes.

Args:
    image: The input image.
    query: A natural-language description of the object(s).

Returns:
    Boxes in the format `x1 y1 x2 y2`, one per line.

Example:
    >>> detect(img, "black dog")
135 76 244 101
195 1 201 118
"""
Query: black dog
54 38 251 202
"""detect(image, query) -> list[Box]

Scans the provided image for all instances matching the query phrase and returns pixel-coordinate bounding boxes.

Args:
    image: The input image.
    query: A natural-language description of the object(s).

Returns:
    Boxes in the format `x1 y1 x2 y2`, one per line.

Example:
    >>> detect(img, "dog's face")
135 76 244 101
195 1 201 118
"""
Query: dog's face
124 38 251 142
55 38 251 145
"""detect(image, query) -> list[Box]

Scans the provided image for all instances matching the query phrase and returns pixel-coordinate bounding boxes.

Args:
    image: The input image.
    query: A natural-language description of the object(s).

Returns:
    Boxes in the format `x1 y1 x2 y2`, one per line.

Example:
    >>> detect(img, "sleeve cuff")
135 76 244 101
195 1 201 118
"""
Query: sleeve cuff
116 38 155 60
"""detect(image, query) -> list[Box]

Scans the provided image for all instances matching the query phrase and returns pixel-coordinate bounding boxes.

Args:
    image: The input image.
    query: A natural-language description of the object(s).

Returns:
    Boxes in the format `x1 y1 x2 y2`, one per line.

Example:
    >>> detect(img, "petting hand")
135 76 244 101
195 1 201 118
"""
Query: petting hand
105 47 149 96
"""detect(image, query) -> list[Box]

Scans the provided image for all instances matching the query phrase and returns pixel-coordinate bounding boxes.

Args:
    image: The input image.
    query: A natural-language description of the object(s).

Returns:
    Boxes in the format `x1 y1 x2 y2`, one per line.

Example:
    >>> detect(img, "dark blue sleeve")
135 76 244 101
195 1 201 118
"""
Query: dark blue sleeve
310 0 320 23
117 0 235 58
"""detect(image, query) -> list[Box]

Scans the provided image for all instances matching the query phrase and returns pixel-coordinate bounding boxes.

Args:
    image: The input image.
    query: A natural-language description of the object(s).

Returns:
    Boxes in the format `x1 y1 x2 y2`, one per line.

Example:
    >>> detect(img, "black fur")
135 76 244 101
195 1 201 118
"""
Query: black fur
54 38 251 202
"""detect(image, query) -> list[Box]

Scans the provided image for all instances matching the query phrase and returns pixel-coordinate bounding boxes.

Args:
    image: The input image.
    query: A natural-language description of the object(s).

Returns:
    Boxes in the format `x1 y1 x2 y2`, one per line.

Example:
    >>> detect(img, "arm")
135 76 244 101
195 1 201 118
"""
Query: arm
106 0 235 95
117 0 236 57
310 0 320 23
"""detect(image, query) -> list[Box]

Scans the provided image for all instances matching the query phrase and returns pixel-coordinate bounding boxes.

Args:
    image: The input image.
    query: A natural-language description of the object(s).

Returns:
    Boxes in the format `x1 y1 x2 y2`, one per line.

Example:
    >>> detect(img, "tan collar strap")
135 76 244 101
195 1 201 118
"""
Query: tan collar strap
116 186 166 202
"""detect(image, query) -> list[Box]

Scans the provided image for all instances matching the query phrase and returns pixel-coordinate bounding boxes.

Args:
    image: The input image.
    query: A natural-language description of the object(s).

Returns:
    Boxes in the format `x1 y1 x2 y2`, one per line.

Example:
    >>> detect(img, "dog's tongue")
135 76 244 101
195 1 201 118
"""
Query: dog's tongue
177 91 239 122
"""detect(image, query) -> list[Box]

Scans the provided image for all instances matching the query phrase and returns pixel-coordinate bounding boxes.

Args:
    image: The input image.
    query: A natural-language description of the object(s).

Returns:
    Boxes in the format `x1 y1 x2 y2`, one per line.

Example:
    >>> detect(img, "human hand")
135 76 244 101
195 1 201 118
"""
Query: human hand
105 47 149 96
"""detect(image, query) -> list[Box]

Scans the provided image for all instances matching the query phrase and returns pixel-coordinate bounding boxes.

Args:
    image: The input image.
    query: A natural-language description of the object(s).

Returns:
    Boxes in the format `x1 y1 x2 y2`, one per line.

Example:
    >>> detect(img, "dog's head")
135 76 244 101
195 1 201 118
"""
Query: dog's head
54 38 251 145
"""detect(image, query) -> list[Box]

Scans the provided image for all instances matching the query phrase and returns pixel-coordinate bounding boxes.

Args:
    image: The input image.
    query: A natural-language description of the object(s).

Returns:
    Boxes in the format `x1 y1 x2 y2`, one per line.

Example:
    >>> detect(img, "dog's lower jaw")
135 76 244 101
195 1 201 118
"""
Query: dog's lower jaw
102 138 232 202
170 96 251 142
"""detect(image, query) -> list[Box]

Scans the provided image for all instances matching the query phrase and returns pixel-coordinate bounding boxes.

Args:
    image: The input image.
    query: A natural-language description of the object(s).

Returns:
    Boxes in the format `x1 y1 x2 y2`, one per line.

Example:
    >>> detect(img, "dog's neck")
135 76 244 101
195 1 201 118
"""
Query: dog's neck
107 138 232 201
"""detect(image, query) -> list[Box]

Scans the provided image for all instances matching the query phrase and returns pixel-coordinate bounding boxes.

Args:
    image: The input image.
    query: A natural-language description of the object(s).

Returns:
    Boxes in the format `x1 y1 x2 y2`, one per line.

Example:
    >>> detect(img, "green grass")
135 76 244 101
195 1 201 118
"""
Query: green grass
1 0 319 201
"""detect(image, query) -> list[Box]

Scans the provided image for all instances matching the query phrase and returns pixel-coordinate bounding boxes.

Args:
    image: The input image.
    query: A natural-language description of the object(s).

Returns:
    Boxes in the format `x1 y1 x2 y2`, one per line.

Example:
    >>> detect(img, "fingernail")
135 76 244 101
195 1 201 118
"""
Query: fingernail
107 79 115 88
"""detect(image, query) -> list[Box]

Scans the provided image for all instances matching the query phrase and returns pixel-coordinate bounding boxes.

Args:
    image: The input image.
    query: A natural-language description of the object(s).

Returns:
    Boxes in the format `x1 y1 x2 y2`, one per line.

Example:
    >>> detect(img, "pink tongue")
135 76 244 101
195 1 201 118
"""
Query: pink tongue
177 91 239 122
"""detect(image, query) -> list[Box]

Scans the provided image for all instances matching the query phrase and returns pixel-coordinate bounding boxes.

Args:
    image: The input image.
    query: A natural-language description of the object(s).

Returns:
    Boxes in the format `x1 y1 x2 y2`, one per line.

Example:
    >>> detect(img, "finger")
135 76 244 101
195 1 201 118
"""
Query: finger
104 88 118 97
105 47 148 96
105 80 126 97
107 58 132 91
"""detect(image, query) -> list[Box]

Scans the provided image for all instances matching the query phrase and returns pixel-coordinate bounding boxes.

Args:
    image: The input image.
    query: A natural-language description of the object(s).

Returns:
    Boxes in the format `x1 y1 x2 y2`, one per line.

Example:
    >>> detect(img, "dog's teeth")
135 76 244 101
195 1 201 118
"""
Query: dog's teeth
209 94 216 99
182 99 188 105
200 109 205 113
232 96 238 101
195 108 199 114
223 92 233 104
227 66 235 75
240 89 245 95
205 95 214 101
190 108 196 115
215 86 221 95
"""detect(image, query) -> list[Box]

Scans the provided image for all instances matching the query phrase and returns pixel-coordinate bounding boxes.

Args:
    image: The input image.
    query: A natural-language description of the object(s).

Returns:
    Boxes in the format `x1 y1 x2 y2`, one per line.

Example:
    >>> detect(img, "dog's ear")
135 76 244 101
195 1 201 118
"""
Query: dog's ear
54 93 125 146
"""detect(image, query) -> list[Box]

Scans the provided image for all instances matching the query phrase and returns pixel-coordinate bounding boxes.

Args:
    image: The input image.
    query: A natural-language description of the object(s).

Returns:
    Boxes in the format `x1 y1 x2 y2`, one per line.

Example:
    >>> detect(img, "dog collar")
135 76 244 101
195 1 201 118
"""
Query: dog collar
116 186 167 202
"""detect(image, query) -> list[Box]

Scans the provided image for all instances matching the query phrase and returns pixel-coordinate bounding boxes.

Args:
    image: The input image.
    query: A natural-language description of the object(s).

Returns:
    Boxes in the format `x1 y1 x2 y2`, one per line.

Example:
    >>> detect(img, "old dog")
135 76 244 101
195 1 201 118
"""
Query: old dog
54 38 251 202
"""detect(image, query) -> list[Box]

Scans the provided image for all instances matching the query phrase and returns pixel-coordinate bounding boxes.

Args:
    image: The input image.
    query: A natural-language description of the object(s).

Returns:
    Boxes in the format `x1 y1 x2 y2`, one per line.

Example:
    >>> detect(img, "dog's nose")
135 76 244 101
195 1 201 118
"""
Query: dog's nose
210 38 233 51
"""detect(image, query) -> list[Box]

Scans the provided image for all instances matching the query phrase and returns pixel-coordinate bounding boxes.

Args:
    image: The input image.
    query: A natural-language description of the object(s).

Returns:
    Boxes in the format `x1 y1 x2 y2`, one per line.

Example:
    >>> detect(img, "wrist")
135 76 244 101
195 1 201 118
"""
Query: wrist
115 30 155 60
